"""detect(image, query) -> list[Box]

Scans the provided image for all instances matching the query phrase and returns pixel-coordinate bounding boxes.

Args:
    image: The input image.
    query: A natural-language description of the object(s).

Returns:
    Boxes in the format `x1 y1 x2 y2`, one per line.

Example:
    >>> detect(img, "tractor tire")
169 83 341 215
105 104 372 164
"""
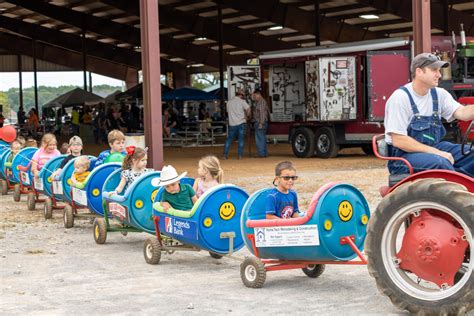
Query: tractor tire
291 127 315 158
93 218 107 244
13 184 21 202
44 198 53 219
27 192 36 211
63 205 74 229
240 257 266 288
315 127 339 158
143 237 161 265
366 179 473 315
302 264 326 278
1 180 8 195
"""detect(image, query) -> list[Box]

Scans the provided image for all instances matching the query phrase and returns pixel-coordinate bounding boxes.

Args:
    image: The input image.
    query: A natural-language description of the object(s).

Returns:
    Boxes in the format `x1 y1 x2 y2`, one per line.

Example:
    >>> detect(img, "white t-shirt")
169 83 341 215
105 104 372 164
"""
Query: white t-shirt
226 96 250 126
384 83 461 144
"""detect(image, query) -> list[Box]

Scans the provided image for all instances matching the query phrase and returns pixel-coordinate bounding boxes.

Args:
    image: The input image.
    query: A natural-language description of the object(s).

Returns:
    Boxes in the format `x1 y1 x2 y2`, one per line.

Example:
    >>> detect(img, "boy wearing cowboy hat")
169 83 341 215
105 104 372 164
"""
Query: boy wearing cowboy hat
158 165 197 212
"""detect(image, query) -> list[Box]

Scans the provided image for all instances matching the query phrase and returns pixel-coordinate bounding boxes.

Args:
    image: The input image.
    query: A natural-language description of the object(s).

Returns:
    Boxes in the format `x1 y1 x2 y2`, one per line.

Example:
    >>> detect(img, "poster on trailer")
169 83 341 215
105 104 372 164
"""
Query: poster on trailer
227 66 260 105
318 56 357 121
305 59 320 121
269 63 306 122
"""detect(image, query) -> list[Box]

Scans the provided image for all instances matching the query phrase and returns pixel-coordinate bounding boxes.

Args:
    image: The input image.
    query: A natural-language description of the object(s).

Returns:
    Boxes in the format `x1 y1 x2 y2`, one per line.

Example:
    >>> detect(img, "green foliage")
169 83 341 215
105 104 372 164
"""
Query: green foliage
2 85 121 112
0 92 10 114
191 72 223 90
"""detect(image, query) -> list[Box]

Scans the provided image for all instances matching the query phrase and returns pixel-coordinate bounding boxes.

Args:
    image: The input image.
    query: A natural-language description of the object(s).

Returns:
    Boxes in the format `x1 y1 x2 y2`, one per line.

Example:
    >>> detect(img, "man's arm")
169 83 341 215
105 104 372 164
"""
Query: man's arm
453 104 474 121
391 133 454 164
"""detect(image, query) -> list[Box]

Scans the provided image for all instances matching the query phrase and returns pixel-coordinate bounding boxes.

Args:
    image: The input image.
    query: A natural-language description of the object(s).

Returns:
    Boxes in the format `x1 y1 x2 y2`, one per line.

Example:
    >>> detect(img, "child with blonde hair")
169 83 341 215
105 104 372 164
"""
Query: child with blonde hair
193 155 223 198
6 140 22 163
70 155 91 185
112 146 151 195
51 136 83 180
31 133 60 178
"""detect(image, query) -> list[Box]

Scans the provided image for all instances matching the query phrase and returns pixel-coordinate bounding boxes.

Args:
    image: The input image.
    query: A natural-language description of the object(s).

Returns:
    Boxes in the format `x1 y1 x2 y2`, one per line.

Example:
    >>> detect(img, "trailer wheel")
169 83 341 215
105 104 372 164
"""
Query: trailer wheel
315 127 339 158
241 257 266 288
63 205 74 228
93 218 107 244
144 237 161 265
366 179 473 315
291 127 315 158
302 264 326 278
1 180 8 195
13 184 21 202
209 252 223 259
44 198 53 219
27 192 36 210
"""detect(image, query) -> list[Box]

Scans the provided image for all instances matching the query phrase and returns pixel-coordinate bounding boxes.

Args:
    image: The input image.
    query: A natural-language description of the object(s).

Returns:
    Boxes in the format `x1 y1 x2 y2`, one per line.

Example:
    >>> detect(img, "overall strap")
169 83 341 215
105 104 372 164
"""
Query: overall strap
430 88 439 113
399 86 419 115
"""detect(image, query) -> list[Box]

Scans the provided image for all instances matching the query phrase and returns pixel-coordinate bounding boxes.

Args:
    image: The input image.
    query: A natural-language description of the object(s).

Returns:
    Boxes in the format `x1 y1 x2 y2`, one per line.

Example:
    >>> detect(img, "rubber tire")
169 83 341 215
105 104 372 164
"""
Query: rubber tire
27 192 36 211
366 179 473 315
291 127 315 158
314 127 339 158
361 145 374 156
240 257 266 288
93 218 107 244
44 198 53 219
209 252 223 259
63 205 74 229
1 180 7 195
13 184 21 202
302 264 326 278
143 237 162 265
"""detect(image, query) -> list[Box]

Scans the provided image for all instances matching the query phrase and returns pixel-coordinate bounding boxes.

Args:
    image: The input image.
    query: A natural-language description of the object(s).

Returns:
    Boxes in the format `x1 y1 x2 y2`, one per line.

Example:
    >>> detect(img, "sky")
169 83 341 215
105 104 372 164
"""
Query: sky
0 71 125 91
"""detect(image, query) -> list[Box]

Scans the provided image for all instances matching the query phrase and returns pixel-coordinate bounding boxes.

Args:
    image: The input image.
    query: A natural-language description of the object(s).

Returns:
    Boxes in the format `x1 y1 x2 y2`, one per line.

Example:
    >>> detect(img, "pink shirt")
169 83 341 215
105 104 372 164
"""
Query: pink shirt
196 178 218 198
32 148 60 170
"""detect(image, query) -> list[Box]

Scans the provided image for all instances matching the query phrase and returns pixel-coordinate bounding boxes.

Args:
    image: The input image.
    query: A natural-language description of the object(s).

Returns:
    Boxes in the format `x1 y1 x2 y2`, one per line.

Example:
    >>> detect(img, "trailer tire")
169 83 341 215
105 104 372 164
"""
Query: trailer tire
291 127 315 158
1 180 8 195
361 145 374 156
315 127 339 158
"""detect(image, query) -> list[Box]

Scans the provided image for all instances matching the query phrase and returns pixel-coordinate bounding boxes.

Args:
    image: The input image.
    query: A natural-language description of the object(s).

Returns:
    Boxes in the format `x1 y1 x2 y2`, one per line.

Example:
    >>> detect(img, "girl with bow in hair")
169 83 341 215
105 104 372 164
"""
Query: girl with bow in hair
111 146 151 195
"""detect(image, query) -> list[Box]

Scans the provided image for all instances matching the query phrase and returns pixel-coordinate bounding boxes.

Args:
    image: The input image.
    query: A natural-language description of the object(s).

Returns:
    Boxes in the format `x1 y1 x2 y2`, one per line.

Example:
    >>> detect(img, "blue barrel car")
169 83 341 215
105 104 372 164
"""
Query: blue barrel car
42 155 67 219
0 149 12 194
239 182 370 288
11 147 38 202
98 169 162 244
143 181 249 264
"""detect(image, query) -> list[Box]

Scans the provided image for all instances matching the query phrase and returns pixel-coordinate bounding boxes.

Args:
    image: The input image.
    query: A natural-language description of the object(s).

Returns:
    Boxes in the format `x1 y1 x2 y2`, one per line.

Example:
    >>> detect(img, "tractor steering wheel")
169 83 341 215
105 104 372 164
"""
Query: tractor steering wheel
461 120 473 156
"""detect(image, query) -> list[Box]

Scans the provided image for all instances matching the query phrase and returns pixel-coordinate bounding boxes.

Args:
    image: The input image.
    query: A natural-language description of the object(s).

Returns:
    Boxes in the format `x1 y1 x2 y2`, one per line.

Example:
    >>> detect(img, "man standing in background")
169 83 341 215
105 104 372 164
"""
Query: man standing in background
223 89 250 160
252 89 269 158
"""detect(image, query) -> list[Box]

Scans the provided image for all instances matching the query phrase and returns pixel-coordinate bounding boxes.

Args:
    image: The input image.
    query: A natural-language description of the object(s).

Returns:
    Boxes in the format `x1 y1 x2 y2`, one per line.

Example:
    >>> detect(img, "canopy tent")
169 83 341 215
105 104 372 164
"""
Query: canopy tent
115 83 173 101
43 87 104 108
104 90 122 104
162 87 216 101
204 81 228 100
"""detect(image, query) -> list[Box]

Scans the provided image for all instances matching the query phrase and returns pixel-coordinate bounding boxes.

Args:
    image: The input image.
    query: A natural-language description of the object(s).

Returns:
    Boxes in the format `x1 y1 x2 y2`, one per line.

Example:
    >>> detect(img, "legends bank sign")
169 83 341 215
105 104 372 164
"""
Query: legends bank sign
164 217 198 240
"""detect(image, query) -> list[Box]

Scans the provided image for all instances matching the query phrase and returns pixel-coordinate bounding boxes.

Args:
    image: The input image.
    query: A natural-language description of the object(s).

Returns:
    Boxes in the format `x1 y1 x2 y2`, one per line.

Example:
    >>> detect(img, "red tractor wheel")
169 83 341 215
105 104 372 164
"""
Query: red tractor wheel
366 178 473 315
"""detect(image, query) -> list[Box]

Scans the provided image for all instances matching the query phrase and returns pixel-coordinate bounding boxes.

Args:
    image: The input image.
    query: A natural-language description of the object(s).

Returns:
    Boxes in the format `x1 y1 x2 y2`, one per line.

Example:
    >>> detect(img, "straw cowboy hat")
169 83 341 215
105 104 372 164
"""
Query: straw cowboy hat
155 165 187 186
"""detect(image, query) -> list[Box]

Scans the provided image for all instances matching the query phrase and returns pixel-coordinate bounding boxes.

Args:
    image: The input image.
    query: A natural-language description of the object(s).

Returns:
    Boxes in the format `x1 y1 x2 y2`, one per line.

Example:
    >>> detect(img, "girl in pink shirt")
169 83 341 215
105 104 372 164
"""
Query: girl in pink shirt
31 133 61 178
193 155 223 198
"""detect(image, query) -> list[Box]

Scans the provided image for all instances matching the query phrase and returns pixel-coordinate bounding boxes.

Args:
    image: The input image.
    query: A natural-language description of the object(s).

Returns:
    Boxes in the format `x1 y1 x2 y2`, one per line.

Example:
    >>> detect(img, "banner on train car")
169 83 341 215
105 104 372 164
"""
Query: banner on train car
164 217 198 240
53 181 63 195
254 225 320 247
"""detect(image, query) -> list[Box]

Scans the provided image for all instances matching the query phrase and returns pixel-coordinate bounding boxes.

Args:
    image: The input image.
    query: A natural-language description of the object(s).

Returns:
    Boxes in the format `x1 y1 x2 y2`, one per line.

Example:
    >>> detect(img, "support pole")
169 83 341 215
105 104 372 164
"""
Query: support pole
217 0 225 115
82 30 87 91
89 71 93 93
18 55 23 111
32 40 39 115
412 0 431 55
314 0 321 46
140 0 163 169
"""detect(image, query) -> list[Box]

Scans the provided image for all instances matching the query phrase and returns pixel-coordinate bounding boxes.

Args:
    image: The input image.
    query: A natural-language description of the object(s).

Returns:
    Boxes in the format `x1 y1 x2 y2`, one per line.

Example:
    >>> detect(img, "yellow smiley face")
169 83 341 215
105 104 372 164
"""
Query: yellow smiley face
338 200 353 222
219 202 235 220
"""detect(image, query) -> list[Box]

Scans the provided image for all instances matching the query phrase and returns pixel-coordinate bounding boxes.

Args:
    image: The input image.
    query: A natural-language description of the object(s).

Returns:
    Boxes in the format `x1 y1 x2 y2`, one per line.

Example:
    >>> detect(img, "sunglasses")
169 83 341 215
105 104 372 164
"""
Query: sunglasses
279 176 298 181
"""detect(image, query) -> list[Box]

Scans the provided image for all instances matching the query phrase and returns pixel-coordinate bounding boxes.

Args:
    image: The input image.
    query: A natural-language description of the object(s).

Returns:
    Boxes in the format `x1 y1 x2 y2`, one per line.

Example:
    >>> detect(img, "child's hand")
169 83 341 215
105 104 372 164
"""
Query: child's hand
161 202 171 212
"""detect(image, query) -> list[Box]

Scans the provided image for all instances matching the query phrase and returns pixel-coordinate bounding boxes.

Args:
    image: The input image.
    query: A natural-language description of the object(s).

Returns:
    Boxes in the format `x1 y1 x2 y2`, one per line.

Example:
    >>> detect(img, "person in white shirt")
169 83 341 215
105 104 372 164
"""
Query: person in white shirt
223 89 251 160
384 53 474 177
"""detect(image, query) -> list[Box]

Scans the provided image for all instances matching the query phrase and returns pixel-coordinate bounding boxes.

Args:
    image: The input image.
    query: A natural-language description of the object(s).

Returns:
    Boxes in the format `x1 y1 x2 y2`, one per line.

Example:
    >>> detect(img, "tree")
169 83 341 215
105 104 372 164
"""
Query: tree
0 92 11 117
191 72 223 90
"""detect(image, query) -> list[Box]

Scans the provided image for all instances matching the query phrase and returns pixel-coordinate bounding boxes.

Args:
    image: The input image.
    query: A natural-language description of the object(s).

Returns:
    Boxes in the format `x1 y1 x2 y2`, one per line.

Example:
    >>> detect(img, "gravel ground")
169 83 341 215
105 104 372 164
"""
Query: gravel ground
1 144 410 315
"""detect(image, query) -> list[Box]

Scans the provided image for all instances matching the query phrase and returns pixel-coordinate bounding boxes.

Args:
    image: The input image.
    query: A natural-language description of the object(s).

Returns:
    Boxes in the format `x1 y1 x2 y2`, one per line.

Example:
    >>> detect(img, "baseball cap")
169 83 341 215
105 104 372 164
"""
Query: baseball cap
69 136 83 146
410 53 449 74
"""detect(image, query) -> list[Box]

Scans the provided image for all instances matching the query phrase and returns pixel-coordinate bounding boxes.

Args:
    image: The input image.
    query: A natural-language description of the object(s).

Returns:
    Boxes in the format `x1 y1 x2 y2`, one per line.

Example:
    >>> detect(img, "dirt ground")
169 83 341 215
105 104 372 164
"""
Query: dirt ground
0 142 409 314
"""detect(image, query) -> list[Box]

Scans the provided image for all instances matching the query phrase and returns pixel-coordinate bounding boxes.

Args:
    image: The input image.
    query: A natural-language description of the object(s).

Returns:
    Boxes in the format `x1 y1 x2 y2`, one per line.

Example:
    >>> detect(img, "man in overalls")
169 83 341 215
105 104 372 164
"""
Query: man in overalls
384 53 474 177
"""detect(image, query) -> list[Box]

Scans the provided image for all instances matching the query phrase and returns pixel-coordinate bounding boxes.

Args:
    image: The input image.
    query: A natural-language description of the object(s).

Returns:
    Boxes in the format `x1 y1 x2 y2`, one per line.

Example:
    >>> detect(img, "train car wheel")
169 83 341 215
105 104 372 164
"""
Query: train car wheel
302 264 326 278
366 179 473 315
63 205 74 229
44 198 53 219
27 192 36 211
209 252 223 259
13 184 21 202
1 180 7 195
241 257 266 288
93 218 107 244
143 237 161 265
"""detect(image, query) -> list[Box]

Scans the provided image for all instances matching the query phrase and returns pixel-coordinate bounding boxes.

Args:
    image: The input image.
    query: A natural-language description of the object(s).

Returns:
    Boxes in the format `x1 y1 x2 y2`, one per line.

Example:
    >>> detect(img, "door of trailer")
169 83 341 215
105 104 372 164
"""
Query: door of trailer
366 51 410 121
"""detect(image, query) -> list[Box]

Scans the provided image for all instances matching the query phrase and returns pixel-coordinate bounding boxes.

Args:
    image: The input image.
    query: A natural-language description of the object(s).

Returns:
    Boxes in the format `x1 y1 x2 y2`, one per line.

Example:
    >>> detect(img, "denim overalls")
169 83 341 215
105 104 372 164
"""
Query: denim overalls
388 87 474 177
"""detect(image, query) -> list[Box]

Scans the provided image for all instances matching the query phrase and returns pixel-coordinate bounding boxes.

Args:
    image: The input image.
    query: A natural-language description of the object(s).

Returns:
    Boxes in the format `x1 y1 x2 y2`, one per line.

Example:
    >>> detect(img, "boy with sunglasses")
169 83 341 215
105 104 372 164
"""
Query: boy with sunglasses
266 161 302 219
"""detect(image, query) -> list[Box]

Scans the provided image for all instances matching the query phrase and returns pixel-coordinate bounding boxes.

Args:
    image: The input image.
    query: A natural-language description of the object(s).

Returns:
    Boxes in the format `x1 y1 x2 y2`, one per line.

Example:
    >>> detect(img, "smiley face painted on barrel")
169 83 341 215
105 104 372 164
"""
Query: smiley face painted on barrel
338 200 353 222
219 202 235 220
